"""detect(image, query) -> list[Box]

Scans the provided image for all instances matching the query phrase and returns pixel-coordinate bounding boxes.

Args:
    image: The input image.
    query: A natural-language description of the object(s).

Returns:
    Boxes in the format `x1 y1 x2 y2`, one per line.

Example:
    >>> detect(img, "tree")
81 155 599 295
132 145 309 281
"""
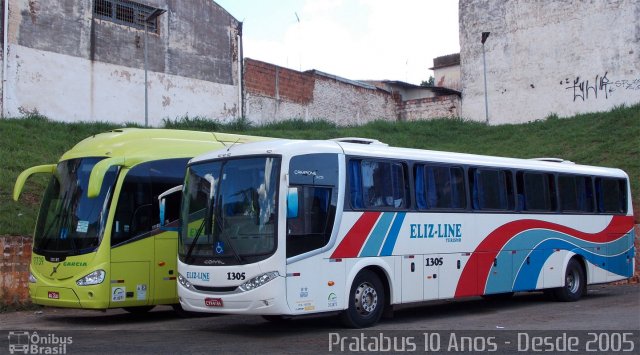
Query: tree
420 76 435 87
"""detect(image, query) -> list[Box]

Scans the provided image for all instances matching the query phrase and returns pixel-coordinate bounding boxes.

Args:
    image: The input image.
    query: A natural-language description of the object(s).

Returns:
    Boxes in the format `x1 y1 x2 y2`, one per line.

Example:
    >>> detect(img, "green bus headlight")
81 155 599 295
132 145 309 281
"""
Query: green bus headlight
76 270 105 286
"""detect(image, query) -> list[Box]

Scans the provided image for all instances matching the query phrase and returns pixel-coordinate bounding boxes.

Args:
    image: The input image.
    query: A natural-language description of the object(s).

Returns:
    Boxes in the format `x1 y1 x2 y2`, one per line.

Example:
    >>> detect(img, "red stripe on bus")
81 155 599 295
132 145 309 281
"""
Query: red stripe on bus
454 215 634 297
330 212 381 258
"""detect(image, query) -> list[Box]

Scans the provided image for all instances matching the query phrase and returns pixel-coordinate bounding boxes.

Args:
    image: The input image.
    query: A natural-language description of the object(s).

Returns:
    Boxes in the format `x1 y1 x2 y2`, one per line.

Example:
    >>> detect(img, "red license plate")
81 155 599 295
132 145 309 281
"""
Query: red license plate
48 291 60 299
204 298 223 307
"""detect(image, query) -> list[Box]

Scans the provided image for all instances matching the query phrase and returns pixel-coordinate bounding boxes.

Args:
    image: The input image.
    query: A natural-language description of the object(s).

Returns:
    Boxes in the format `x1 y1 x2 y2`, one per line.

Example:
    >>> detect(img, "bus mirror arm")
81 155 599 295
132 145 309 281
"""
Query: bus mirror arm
13 164 56 201
87 157 126 198
158 185 183 231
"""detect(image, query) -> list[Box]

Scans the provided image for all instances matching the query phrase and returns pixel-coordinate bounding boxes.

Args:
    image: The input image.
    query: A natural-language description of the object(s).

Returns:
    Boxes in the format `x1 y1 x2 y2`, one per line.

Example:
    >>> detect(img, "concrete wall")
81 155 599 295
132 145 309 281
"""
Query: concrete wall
399 95 461 121
434 65 461 92
460 0 640 124
244 59 397 125
1 0 242 124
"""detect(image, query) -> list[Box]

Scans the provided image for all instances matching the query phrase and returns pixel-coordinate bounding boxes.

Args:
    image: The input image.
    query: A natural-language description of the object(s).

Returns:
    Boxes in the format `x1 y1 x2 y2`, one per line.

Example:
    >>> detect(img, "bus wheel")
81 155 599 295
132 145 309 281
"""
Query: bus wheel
123 306 155 314
341 270 385 328
553 259 586 302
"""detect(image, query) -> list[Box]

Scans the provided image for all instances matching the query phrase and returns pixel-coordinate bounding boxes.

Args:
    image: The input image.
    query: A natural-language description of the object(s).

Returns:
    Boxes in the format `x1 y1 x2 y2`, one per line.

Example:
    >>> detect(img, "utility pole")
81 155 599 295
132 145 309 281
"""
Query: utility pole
144 9 166 127
481 31 490 124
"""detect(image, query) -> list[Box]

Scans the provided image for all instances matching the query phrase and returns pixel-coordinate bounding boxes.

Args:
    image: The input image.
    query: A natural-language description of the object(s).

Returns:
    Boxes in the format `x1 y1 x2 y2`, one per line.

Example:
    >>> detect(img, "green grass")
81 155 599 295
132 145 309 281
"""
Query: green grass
2 105 639 236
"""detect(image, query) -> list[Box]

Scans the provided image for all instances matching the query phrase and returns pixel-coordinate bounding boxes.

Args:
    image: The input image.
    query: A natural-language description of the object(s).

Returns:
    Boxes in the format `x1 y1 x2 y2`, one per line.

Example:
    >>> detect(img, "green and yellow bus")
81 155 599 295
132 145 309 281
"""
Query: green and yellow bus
13 128 266 312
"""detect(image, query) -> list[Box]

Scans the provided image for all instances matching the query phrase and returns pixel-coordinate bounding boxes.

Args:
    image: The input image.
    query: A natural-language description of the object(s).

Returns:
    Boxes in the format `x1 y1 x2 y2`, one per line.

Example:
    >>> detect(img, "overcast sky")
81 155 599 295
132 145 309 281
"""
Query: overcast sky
215 0 460 85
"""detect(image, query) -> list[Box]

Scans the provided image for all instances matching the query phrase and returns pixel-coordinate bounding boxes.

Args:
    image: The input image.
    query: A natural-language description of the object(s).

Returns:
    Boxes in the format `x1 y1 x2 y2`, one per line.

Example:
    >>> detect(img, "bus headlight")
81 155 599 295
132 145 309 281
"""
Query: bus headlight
76 269 105 286
29 272 37 283
239 271 280 292
177 273 193 290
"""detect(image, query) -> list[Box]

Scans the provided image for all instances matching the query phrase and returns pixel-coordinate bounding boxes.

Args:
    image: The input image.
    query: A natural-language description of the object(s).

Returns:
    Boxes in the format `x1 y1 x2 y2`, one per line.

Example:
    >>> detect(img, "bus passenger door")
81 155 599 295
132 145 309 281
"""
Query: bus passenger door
153 233 178 304
401 255 423 303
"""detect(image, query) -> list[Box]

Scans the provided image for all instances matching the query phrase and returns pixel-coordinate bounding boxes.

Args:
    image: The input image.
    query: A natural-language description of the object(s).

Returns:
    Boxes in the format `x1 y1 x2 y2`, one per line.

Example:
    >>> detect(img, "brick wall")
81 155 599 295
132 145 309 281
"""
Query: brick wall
244 59 314 105
244 58 396 125
0 236 32 305
398 95 461 121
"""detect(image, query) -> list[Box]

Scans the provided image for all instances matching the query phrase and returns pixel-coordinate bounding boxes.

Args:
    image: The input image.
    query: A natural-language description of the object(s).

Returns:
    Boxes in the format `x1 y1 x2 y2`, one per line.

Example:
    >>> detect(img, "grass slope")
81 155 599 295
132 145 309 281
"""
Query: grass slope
2 105 639 236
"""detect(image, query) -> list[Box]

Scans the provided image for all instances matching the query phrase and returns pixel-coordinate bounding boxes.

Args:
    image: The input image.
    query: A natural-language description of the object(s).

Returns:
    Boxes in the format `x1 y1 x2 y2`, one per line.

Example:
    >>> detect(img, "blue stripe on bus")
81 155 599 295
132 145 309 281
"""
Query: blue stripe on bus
502 229 633 256
509 241 634 292
483 231 635 294
359 213 394 257
380 212 406 256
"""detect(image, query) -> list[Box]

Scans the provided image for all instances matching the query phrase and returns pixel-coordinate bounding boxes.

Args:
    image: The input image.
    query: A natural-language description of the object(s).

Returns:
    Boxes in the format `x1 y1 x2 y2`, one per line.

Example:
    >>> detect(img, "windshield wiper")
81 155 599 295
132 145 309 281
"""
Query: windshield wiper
184 214 207 263
38 189 69 252
211 205 244 264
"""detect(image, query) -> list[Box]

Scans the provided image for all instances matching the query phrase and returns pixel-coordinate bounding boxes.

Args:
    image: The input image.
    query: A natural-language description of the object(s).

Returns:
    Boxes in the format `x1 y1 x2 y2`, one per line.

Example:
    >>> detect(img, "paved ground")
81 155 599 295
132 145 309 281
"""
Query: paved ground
1 283 638 354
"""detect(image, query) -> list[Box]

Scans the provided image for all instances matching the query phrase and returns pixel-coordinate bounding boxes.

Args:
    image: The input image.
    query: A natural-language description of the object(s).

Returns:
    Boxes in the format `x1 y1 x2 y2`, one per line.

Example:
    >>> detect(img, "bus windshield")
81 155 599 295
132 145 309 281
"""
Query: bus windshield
33 158 119 256
179 157 280 265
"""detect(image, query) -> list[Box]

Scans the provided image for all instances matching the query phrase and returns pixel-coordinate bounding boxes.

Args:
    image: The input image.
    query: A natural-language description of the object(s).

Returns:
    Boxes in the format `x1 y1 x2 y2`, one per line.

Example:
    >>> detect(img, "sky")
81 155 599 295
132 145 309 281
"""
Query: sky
215 0 460 85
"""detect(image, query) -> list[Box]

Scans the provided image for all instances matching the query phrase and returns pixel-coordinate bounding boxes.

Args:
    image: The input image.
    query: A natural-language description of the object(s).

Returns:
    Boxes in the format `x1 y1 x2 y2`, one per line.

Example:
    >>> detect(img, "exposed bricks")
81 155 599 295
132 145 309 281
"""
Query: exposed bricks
244 58 314 104
1 236 32 305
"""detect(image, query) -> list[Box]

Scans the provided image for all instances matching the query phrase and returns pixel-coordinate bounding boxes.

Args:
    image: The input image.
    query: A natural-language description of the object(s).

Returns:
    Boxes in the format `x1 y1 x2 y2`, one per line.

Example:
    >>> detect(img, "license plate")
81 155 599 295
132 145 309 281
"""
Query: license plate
47 291 60 299
204 298 223 307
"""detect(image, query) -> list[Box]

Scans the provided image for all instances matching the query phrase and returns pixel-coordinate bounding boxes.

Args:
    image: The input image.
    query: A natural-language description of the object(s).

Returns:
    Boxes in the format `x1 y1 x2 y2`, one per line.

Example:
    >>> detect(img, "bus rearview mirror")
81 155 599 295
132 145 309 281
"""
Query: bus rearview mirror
158 185 183 231
287 187 299 219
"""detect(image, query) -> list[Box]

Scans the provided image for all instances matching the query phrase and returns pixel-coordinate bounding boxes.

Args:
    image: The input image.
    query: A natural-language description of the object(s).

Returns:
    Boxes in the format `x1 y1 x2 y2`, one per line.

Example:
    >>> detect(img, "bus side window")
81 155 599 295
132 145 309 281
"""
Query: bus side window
470 168 514 211
355 160 407 209
111 158 188 247
112 167 151 246
516 171 555 212
415 164 466 210
286 186 335 258
595 177 627 214
558 175 594 213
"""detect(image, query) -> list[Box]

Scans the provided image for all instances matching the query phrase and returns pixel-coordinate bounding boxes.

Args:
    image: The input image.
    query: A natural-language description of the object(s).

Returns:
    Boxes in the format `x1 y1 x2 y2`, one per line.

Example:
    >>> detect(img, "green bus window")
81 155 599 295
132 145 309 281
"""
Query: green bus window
111 158 188 247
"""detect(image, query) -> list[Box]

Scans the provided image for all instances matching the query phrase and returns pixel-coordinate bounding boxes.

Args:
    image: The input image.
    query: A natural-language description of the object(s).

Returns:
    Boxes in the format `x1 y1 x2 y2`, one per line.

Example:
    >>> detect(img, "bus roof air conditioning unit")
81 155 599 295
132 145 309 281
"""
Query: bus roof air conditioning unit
331 137 388 146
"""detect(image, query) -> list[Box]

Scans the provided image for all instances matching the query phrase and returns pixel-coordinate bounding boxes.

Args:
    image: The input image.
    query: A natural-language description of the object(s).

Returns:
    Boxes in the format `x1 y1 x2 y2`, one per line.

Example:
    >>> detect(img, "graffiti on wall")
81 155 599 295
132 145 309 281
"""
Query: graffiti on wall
561 72 640 102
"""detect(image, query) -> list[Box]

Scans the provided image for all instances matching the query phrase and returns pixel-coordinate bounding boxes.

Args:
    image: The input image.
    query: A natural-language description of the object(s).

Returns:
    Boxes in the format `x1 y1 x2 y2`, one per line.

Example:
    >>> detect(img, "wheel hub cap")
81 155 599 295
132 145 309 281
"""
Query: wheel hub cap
354 282 378 316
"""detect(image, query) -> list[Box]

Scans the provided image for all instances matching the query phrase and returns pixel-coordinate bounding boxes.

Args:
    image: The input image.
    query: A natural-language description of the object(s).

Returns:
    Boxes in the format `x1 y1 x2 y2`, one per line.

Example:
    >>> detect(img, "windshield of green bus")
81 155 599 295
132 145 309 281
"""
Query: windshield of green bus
179 156 280 266
33 158 119 256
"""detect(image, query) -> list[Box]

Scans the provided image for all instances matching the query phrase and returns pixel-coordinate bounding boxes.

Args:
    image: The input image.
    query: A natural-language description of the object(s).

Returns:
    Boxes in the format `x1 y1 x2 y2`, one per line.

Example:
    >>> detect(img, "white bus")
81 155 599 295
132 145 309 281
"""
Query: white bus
170 138 634 327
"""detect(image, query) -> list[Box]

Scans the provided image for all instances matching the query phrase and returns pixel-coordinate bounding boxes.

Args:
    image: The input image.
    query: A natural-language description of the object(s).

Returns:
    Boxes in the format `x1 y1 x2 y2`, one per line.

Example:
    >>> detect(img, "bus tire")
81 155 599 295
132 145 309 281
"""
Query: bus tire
341 270 385 328
123 306 155 314
553 258 586 302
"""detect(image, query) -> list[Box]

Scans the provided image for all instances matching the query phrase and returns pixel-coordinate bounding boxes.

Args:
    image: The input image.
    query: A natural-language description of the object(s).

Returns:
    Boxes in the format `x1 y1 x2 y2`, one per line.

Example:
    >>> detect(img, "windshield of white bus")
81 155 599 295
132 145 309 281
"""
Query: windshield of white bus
33 158 119 256
179 156 280 265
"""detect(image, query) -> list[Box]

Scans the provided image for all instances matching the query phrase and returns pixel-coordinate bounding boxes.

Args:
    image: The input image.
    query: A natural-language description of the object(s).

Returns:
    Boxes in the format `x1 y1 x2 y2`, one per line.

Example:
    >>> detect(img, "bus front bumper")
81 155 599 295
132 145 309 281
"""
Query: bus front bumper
29 282 109 309
179 276 289 315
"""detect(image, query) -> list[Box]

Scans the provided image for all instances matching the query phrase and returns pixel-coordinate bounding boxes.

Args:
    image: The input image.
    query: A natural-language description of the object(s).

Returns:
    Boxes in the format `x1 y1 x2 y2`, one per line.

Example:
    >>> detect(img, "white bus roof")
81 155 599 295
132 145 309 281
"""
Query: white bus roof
190 138 628 179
